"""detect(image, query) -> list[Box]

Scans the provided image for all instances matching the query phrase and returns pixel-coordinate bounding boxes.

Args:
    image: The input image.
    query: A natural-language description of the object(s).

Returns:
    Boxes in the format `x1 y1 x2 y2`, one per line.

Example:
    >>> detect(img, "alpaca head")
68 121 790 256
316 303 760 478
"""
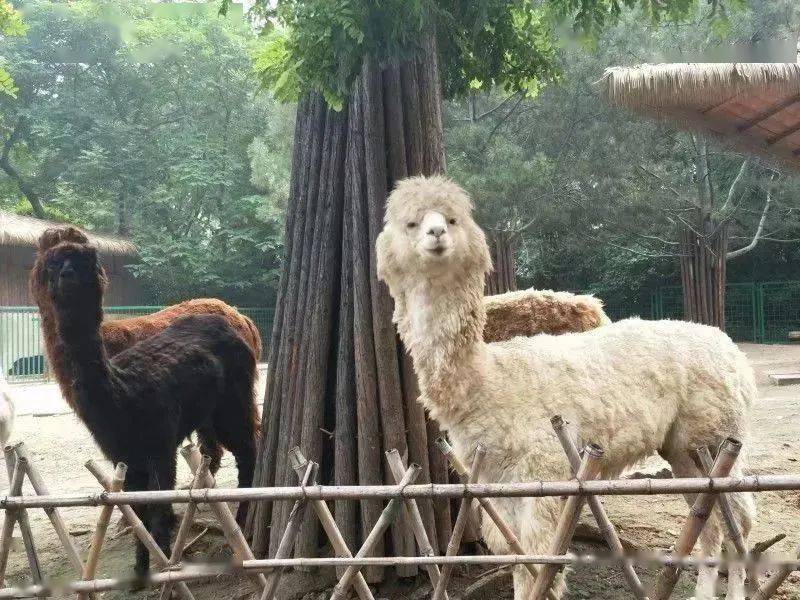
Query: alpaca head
376 175 492 290
36 237 107 309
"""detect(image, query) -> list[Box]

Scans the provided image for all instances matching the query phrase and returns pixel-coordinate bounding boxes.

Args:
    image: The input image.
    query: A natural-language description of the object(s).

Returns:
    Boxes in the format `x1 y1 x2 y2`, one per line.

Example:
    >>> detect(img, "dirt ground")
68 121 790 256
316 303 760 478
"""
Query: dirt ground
3 346 800 599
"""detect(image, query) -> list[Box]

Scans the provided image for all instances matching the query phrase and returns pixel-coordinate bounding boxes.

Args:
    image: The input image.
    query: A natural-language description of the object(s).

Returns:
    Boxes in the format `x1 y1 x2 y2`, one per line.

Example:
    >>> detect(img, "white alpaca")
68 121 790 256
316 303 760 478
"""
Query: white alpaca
0 374 16 446
376 175 756 600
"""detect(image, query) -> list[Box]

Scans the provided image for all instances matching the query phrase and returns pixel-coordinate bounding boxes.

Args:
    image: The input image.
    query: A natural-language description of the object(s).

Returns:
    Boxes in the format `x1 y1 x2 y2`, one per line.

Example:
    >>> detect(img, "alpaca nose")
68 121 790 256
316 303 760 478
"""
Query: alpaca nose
427 224 446 238
60 264 76 279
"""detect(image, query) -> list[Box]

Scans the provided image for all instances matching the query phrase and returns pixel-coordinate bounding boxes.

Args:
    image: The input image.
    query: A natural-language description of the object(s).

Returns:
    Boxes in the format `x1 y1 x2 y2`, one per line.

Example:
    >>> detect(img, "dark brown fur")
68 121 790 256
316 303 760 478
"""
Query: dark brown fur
32 230 259 577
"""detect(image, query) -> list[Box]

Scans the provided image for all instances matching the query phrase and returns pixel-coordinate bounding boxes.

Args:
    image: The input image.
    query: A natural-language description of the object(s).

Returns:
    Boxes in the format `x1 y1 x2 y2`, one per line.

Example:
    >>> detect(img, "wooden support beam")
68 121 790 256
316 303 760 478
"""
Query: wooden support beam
85 460 196 600
531 444 604 600
180 445 267 591
289 448 375 600
329 464 421 600
159 456 211 600
261 461 316 600
385 449 444 595
3 447 41 585
432 445 485 600
650 438 741 600
551 417 647 600
80 462 127 600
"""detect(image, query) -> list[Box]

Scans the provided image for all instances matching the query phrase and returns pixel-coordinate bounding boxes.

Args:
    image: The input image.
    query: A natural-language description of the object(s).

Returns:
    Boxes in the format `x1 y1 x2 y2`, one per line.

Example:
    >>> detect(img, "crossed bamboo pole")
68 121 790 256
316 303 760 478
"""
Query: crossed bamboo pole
1 436 797 600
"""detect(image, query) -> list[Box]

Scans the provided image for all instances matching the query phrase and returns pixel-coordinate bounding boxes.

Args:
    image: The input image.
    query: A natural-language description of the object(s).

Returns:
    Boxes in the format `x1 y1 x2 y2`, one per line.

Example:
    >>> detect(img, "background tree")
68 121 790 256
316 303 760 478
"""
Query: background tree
445 0 800 315
246 0 740 585
0 0 291 305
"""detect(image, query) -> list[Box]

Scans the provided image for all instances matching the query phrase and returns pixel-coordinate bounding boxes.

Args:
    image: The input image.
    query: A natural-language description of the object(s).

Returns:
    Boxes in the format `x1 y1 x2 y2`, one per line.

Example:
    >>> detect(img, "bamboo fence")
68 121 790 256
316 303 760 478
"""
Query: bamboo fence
0 418 798 600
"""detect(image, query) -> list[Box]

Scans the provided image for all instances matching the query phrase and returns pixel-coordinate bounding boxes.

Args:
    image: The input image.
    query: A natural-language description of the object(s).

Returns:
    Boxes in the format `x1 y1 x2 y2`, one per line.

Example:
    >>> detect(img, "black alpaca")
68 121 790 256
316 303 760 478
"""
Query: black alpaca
36 235 258 577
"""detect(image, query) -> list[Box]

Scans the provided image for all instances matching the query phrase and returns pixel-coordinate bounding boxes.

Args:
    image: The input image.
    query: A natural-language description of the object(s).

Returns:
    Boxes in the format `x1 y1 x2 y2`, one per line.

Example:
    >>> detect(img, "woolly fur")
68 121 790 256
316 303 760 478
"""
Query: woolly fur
483 288 610 342
376 175 757 600
0 374 15 447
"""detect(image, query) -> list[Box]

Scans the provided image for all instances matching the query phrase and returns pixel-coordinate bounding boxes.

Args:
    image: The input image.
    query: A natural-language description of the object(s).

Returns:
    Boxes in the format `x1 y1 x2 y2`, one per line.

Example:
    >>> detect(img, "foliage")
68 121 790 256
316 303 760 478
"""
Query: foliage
445 0 800 308
250 0 736 107
0 0 25 97
0 0 293 305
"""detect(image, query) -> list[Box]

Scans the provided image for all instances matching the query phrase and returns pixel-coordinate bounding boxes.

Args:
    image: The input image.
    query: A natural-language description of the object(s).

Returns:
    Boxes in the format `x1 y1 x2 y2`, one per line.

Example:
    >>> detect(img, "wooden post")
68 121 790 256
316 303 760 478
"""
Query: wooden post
0 457 25 585
696 445 755 594
385 449 443 594
180 445 267 591
329 464 421 600
750 544 800 600
3 447 41 586
289 448 375 600
159 456 211 600
432 445 485 600
84 460 196 600
80 462 127 600
551 417 647 600
650 438 741 600
260 461 316 600
531 444 604 600
13 443 84 578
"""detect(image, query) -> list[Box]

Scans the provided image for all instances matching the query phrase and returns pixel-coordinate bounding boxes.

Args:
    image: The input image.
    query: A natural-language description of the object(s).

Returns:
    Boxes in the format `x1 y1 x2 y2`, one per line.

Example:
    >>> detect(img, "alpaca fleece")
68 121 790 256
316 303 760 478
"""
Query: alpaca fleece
376 175 756 600
483 288 609 342
33 231 258 578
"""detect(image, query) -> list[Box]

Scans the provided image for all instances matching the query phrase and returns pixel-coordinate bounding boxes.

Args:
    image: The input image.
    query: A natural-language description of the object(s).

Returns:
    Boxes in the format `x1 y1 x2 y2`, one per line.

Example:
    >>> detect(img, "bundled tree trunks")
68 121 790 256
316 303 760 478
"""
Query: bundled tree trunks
251 36 452 583
678 220 727 329
485 233 518 295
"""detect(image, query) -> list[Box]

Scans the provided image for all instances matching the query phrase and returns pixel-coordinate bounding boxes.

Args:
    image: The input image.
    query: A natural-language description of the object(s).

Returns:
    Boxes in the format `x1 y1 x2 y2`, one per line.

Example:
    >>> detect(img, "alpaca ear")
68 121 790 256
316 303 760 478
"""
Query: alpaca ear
37 227 89 252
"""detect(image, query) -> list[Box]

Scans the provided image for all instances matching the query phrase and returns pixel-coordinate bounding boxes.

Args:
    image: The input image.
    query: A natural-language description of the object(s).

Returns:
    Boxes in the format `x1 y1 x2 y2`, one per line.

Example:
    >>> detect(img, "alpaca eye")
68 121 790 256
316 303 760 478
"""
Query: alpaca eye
449 218 457 225
407 222 417 229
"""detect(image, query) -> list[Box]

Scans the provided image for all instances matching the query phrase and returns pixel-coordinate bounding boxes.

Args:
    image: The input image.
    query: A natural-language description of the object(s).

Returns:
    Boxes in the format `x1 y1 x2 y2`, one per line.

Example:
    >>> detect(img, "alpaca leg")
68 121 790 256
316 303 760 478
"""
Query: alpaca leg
664 451 721 599
213 375 257 526
125 467 151 578
148 457 178 557
197 427 224 475
721 470 755 600
502 497 566 600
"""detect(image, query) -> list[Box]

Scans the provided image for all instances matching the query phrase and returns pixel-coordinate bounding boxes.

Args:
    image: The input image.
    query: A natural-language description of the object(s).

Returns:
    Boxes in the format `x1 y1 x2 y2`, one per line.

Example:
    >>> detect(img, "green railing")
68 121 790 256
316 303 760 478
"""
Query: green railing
641 281 799 343
1 305 275 383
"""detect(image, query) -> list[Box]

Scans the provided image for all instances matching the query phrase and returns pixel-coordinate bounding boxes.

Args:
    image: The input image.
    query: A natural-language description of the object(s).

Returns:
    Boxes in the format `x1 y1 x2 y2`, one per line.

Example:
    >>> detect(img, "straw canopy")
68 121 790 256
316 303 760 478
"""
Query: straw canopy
0 210 137 256
601 63 800 172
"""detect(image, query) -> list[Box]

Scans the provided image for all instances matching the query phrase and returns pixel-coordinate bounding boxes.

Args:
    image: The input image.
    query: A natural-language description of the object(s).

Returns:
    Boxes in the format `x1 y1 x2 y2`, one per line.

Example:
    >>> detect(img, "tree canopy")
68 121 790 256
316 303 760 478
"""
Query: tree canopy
0 0 293 305
0 0 25 97
251 0 737 107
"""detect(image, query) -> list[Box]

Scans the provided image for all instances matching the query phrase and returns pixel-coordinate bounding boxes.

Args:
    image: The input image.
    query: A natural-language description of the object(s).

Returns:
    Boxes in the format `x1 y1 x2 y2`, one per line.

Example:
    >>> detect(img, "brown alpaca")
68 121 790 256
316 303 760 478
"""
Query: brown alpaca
33 235 258 578
483 288 610 343
30 227 262 472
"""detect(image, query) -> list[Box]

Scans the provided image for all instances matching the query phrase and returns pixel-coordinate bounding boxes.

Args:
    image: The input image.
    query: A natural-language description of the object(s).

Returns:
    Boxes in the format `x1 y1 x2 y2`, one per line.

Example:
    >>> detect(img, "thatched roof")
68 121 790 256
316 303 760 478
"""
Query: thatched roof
601 63 800 172
0 210 137 256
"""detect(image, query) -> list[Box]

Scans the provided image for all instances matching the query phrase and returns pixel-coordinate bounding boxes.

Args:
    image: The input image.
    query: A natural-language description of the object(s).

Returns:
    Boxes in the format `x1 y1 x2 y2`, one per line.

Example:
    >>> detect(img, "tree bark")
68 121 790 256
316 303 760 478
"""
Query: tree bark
252 30 451 583
679 219 727 330
485 232 518 295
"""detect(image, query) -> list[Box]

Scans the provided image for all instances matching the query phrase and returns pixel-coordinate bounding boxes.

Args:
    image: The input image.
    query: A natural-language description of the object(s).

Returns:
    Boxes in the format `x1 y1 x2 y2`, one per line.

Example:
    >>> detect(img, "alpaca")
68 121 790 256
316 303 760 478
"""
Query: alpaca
30 226 261 472
32 235 258 578
0 374 15 446
483 288 609 343
376 175 756 600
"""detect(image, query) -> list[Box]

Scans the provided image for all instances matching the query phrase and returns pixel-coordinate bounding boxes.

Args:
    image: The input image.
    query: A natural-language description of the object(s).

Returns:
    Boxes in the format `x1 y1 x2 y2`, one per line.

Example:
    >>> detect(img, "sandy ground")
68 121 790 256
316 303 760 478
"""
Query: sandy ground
2 347 800 599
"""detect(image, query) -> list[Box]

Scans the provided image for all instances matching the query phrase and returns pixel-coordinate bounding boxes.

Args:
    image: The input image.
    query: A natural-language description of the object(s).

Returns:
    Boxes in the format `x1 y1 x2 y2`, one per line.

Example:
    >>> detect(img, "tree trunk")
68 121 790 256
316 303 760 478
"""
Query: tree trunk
485 232 518 295
679 219 727 330
250 32 451 582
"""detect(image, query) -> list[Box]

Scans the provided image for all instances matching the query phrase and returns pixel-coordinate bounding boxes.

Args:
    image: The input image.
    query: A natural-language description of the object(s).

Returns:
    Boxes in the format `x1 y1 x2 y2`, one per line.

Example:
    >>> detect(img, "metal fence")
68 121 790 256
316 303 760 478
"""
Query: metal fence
605 281 800 344
0 305 275 383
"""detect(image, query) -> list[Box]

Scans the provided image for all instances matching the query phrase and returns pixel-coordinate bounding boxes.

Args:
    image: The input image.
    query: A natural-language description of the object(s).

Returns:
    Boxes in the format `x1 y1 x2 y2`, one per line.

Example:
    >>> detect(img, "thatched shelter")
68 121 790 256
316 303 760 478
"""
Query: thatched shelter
601 62 800 172
0 210 141 306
